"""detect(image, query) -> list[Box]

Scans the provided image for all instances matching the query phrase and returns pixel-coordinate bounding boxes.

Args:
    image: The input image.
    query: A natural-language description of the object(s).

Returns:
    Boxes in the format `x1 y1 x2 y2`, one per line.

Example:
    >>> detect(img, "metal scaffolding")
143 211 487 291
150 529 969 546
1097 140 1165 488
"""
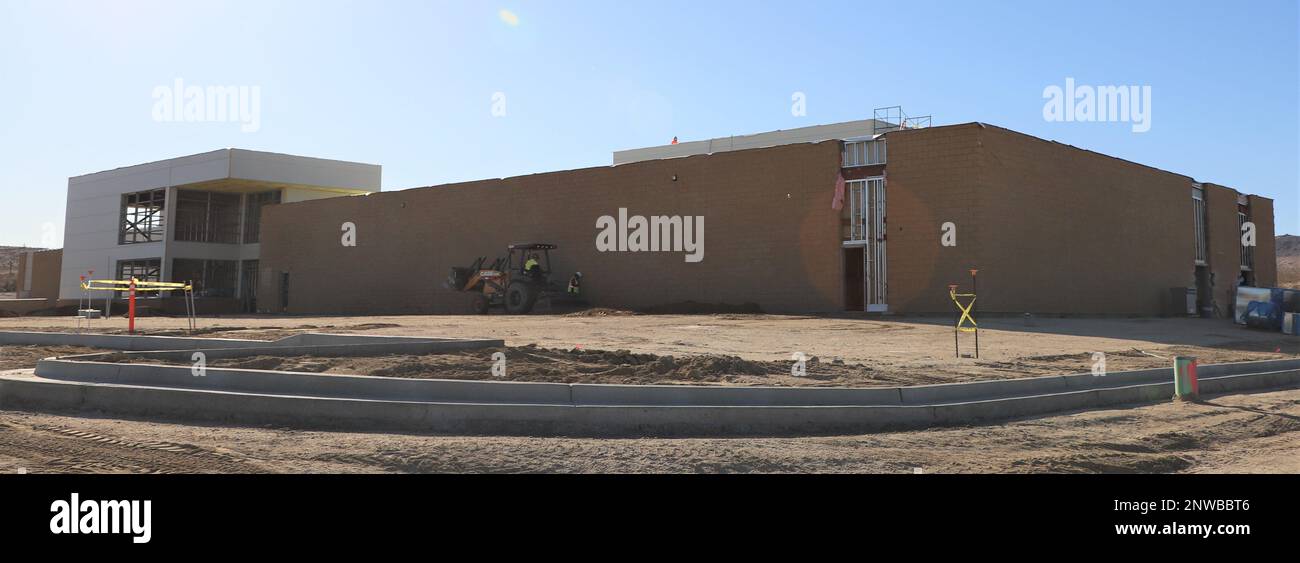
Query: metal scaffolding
873 106 932 134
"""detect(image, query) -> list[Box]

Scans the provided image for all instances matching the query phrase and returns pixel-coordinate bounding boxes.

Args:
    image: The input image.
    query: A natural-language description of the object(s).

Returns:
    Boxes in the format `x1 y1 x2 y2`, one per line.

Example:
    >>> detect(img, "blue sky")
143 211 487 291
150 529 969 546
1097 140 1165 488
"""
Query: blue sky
1 0 1296 247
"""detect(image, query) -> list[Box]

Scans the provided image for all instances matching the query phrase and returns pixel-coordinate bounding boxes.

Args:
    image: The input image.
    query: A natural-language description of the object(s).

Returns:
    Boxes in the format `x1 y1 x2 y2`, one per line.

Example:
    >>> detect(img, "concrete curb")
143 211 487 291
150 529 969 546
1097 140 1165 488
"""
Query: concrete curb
34 360 576 405
31 357 1300 407
0 330 504 353
3 364 1297 436
62 340 503 362
0 331 272 351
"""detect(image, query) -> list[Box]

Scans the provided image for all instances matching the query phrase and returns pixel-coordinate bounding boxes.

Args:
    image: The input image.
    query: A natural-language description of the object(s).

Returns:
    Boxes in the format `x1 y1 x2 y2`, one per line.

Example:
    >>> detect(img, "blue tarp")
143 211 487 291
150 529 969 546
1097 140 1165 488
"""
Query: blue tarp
1245 300 1282 330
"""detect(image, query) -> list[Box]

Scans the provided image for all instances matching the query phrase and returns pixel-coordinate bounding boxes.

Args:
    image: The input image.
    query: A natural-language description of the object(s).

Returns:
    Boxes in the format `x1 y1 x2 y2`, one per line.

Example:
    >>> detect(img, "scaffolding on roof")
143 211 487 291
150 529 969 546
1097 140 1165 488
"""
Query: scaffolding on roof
873 106 932 135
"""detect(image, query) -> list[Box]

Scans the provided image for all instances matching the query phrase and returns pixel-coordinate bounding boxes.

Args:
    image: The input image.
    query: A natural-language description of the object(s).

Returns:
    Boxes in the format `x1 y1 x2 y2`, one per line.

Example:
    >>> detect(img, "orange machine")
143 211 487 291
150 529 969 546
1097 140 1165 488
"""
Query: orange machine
447 243 568 314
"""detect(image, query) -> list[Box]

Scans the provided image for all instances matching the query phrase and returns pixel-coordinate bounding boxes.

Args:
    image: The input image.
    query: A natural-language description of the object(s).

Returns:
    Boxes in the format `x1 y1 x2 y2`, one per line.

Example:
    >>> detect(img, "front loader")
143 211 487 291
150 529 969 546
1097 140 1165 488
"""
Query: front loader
446 243 571 314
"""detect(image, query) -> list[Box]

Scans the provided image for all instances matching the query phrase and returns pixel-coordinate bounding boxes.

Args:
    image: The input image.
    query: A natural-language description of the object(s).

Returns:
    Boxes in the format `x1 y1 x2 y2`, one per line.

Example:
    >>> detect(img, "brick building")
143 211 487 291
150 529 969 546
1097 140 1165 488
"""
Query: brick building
15 249 63 301
254 119 1276 317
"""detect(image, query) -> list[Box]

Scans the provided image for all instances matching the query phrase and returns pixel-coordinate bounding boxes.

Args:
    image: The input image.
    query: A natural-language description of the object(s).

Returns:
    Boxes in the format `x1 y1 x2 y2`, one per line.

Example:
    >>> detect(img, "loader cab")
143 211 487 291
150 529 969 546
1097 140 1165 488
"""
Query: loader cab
506 243 556 281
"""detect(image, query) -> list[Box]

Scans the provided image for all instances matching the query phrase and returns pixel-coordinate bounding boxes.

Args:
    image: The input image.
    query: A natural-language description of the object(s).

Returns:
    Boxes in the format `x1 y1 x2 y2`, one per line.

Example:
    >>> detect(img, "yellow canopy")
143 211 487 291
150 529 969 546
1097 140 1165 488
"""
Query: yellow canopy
80 278 192 293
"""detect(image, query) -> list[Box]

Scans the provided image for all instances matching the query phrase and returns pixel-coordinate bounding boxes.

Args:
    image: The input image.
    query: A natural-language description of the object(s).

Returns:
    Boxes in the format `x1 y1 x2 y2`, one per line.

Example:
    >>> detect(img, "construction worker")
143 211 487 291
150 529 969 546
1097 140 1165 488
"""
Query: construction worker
568 272 582 295
524 253 541 279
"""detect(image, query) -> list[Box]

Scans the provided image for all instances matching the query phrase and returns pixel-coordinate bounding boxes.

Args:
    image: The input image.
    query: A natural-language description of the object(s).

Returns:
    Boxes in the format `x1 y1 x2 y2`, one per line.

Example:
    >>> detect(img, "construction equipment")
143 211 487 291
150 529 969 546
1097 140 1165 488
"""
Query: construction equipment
446 243 574 314
81 278 196 333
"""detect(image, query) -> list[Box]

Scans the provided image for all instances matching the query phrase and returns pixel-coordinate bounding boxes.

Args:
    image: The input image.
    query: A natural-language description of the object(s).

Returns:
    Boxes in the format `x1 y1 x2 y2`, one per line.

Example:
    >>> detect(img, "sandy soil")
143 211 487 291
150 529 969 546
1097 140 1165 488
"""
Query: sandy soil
87 342 1293 387
114 346 888 386
2 315 1296 472
0 344 102 371
0 388 1295 474
4 314 1296 385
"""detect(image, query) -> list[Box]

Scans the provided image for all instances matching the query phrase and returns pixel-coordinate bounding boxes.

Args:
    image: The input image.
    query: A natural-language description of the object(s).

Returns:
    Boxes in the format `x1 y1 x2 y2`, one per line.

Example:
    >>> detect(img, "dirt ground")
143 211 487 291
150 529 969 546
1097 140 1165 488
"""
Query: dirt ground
0 387 1295 474
0 345 101 371
2 314 1296 385
1 314 1297 472
85 342 1293 386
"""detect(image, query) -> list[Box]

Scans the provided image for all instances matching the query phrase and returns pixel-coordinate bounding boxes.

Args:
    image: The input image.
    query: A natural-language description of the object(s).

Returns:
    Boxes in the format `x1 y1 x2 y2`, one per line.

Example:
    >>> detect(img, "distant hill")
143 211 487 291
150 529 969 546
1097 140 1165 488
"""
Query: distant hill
1278 234 1300 289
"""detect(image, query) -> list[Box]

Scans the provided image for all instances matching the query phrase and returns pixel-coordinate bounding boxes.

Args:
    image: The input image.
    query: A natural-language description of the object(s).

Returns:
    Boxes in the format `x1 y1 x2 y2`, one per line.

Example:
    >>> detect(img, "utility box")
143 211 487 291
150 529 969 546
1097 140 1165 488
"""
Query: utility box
1284 312 1300 336
1168 287 1197 316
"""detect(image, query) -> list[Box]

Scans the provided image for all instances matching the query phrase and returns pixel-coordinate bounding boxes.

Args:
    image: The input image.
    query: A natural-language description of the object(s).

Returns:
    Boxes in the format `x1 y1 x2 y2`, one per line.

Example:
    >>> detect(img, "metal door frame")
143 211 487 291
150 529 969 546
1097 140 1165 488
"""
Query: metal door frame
844 176 887 312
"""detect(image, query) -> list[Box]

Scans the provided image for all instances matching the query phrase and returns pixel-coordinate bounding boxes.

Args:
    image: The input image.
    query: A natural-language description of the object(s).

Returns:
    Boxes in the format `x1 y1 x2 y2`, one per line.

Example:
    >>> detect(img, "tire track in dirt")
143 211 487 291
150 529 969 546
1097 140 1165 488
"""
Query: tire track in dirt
1000 395 1300 473
2 390 1297 474
0 420 268 474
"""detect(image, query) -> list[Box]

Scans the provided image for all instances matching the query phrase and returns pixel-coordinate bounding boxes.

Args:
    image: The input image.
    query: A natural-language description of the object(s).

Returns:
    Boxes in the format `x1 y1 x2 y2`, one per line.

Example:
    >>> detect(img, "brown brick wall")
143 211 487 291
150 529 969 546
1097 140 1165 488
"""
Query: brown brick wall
886 123 1199 315
1204 183 1244 317
258 142 846 314
1247 195 1277 287
878 124 987 313
977 125 1197 315
256 123 1275 317
14 252 25 294
16 249 62 300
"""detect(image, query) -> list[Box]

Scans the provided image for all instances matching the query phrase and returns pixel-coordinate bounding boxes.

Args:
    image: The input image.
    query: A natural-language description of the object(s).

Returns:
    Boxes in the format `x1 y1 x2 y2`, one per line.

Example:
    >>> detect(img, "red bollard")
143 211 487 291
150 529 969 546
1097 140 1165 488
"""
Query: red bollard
128 278 136 334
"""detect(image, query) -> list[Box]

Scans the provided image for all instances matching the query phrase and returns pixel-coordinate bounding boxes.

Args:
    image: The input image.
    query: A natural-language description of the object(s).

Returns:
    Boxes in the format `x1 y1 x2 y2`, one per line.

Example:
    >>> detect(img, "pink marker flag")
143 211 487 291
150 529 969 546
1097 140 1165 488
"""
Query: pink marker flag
831 172 846 210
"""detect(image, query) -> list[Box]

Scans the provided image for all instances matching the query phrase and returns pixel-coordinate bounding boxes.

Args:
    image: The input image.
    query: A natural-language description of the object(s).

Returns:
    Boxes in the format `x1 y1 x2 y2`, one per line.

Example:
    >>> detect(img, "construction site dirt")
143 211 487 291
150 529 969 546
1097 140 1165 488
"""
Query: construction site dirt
2 314 1296 386
75 342 1293 386
1 313 1298 473
0 388 1295 473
